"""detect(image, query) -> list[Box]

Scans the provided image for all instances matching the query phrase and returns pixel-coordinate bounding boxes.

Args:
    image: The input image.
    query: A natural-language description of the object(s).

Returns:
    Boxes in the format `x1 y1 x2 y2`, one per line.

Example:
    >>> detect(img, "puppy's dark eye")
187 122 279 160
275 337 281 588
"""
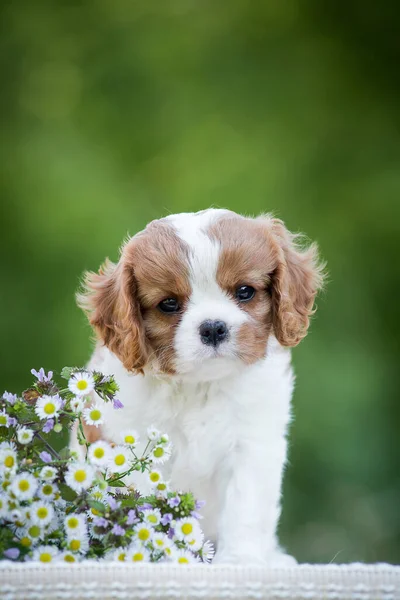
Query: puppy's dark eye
158 298 180 313
235 285 256 302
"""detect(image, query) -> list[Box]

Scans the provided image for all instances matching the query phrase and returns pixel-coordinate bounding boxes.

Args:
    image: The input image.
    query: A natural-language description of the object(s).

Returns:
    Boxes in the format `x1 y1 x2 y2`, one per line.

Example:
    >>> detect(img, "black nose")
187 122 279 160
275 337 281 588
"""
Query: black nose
199 320 229 347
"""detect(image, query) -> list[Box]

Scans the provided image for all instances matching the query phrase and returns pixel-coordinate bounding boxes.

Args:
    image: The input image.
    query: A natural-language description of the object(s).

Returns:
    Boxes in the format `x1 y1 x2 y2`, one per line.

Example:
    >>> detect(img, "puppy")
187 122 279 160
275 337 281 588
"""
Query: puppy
72 209 324 565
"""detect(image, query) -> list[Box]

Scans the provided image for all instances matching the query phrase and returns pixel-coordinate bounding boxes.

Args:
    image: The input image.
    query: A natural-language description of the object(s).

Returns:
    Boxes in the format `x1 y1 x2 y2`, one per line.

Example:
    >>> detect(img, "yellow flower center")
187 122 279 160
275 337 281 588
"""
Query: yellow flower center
37 507 48 520
74 470 87 483
178 557 189 564
149 472 160 482
42 484 53 496
94 448 104 459
124 435 135 445
76 380 88 391
132 552 144 561
40 553 52 562
181 523 193 535
44 403 55 415
18 480 30 492
91 508 100 516
153 447 164 458
67 517 79 529
138 529 150 541
28 525 41 538
4 456 14 468
70 540 81 551
21 537 32 547
64 554 76 562
155 539 163 547
117 553 126 561
90 409 101 421
157 483 166 491
114 454 125 466
0 415 7 425
148 515 158 524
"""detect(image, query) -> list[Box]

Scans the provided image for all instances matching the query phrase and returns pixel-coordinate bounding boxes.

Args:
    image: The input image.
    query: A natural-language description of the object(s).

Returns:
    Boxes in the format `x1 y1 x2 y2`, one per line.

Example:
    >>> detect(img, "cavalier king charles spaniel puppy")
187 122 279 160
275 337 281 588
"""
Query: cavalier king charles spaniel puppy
71 208 324 565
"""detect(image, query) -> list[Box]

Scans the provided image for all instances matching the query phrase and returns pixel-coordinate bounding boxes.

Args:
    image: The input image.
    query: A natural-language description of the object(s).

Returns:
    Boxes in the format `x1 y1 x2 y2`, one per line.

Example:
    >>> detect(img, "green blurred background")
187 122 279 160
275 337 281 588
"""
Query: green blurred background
1 0 400 564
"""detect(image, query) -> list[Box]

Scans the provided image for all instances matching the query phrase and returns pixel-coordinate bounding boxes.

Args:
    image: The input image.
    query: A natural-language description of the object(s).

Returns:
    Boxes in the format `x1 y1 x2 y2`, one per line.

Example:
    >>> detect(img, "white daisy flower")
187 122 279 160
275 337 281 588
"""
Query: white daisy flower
17 427 34 445
26 524 45 543
126 543 150 563
134 524 154 543
172 548 200 564
120 429 139 448
108 446 132 474
39 466 57 481
32 544 59 563
83 403 104 427
154 480 170 498
64 514 87 537
30 501 54 527
68 372 95 396
58 551 79 563
174 517 201 542
88 440 111 467
109 548 127 562
143 508 161 527
34 394 62 420
150 443 172 464
69 396 85 413
147 425 161 441
10 472 38 501
200 539 215 563
65 462 95 493
39 481 59 502
0 409 10 427
152 532 172 553
147 469 163 487
186 529 204 552
0 446 17 474
67 532 89 554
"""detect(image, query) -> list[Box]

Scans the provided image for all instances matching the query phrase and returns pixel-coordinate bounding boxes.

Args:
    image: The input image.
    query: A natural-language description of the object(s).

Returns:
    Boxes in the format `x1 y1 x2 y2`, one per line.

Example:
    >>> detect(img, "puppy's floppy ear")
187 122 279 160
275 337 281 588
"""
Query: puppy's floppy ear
77 247 148 373
265 217 325 347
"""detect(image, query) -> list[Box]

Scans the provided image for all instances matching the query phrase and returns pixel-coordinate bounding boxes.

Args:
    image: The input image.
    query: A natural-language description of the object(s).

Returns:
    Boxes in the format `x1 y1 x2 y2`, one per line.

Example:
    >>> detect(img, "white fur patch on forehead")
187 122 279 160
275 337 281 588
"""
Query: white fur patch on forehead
164 209 232 288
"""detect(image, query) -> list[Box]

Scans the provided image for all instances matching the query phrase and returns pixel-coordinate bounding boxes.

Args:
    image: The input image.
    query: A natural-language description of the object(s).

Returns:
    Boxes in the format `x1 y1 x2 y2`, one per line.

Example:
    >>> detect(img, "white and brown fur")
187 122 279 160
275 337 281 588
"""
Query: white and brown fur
72 209 324 564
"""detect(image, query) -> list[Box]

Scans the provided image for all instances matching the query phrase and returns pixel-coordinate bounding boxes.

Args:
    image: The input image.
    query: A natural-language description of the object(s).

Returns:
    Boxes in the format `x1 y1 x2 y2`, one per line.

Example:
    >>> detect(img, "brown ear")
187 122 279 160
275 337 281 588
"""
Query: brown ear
77 250 148 373
268 218 325 347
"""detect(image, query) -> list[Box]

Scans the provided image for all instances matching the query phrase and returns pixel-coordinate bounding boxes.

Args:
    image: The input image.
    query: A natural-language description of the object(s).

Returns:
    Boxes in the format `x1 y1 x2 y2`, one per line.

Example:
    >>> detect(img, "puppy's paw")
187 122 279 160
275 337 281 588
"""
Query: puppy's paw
265 551 297 568
213 550 297 567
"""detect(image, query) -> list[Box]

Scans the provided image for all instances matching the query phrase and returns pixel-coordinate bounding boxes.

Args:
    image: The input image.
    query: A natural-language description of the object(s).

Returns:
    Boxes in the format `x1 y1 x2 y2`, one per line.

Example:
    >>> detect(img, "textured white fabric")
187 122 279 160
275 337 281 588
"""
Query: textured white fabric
1 563 399 600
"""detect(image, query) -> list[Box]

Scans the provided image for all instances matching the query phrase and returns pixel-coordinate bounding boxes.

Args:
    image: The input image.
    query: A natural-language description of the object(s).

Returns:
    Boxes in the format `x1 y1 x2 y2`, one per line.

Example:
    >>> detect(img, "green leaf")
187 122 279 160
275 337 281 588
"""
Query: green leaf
88 499 106 513
107 479 126 488
59 483 78 502
61 367 74 380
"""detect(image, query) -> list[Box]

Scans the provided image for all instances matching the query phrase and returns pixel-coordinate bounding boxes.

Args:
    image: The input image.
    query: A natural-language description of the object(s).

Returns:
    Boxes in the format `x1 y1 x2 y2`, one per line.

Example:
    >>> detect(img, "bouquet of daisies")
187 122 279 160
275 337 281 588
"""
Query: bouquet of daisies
0 367 213 564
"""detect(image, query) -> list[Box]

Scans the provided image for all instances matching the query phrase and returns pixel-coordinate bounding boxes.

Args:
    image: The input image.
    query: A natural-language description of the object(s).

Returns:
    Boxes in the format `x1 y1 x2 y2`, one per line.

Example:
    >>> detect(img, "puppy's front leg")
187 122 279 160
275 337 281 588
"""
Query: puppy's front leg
213 440 296 566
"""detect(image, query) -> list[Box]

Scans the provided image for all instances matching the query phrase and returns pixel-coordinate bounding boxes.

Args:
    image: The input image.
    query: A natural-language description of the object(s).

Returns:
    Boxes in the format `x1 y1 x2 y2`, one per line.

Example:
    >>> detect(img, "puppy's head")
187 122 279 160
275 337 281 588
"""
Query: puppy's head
78 210 324 380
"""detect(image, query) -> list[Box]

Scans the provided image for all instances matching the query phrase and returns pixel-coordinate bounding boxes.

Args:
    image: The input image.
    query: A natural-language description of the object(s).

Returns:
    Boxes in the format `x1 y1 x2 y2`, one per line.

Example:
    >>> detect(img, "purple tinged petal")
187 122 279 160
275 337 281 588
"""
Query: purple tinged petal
111 524 125 536
39 451 52 463
195 500 206 509
127 510 138 525
43 419 54 433
167 496 180 508
4 548 20 560
191 511 203 520
107 497 120 511
8 417 17 427
93 517 109 527
167 527 175 539
161 513 173 526
141 503 153 511
3 392 17 405
113 398 124 410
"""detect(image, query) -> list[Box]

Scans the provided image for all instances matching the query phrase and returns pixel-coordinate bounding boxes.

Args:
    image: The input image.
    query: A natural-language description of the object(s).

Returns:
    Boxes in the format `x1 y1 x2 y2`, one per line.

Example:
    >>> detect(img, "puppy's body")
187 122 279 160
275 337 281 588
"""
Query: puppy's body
74 209 324 564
